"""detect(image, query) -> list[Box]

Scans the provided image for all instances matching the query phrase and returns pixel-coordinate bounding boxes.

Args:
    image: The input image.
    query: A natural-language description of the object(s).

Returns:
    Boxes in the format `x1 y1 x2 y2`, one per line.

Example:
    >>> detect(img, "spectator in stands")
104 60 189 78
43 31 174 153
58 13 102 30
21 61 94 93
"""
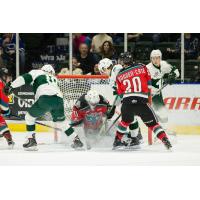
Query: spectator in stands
1 33 25 76
192 66 200 82
73 33 91 54
59 57 83 75
167 33 200 59
75 43 98 74
98 41 118 62
91 33 113 53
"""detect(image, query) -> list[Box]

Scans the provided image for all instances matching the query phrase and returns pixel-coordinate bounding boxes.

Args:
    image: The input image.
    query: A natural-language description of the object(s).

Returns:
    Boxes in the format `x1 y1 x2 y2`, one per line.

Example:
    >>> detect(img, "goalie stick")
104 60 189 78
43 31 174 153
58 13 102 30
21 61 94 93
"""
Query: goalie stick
98 95 118 136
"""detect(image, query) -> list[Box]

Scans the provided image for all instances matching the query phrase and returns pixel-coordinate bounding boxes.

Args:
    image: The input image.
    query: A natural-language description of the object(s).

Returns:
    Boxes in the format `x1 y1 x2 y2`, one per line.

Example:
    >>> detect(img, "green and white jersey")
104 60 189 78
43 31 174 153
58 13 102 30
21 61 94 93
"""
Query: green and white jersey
146 60 173 90
110 64 123 88
11 70 63 100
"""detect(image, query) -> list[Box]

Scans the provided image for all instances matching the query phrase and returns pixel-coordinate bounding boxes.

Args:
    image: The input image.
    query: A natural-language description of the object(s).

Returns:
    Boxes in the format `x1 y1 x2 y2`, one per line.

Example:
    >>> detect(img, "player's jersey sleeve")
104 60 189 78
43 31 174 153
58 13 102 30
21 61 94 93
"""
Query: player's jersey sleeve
145 66 152 88
11 70 42 88
0 81 9 112
116 76 123 95
110 64 123 89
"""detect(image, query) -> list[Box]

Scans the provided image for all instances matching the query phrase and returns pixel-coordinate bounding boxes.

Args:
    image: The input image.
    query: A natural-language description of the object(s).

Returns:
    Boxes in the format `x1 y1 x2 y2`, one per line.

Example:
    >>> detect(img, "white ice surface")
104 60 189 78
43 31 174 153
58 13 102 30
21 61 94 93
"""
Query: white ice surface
0 132 200 165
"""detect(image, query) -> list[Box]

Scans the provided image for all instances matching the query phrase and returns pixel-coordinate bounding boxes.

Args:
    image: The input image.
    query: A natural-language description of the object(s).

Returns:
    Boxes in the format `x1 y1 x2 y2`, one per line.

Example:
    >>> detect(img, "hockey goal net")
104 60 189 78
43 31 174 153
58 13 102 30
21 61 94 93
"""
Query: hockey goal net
57 75 111 119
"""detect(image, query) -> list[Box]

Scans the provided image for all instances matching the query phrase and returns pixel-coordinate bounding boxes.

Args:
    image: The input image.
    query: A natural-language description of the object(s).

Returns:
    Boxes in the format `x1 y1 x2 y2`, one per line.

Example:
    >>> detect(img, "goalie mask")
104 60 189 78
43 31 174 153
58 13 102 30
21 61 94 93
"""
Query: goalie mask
41 64 55 75
98 58 113 75
85 90 100 107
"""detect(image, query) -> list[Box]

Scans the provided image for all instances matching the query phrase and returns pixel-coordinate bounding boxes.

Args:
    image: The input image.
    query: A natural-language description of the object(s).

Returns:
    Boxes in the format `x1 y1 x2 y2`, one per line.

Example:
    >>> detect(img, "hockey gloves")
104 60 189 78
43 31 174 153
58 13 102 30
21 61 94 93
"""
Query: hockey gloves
106 105 116 119
4 82 13 96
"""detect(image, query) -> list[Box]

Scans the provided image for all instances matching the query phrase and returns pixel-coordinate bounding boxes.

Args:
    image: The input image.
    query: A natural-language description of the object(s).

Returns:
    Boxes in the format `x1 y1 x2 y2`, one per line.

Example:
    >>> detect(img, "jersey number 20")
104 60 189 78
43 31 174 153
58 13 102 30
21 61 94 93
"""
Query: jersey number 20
123 77 142 93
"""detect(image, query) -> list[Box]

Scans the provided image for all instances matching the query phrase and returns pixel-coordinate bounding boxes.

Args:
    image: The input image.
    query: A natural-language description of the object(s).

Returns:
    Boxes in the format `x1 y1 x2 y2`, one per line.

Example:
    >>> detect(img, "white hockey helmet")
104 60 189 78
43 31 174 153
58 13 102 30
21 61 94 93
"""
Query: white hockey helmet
98 58 113 75
150 49 162 59
85 90 100 106
41 64 55 75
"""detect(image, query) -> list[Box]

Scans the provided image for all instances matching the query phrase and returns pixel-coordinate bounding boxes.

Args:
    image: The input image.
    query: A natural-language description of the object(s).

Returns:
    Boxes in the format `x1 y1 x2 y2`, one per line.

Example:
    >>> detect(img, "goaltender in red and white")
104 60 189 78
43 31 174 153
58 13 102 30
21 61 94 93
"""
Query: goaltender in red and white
70 90 116 149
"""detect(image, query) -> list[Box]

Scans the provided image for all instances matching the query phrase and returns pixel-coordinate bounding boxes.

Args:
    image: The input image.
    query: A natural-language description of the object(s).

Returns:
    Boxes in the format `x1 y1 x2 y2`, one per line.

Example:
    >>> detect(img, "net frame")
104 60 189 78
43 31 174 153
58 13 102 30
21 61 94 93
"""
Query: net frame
57 75 109 119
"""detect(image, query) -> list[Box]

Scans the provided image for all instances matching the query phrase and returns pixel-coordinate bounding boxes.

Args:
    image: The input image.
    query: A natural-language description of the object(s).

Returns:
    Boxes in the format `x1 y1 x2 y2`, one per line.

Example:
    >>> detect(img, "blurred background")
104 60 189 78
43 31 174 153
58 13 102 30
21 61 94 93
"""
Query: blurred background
1 33 200 83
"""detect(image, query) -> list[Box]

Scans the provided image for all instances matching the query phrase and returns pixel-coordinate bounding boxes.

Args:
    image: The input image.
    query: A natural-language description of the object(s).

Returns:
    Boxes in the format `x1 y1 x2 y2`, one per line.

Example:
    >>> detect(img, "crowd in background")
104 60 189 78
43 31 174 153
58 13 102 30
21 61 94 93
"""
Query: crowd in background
1 33 200 82
0 33 25 78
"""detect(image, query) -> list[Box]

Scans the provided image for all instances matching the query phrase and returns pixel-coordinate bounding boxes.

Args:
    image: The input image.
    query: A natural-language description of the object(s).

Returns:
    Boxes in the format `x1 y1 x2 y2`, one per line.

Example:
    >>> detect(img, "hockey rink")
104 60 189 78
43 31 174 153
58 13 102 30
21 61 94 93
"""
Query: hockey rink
0 131 200 166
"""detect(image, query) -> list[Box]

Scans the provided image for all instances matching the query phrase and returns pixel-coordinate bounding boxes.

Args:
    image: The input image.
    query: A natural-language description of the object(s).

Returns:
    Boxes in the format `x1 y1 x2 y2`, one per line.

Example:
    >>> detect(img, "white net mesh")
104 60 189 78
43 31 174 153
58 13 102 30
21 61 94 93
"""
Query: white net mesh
58 76 110 120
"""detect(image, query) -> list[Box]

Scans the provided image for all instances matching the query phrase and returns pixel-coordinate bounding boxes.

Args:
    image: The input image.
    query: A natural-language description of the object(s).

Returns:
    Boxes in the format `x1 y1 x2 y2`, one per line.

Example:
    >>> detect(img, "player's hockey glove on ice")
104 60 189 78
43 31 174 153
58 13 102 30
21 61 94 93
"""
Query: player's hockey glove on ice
106 105 116 119
4 82 13 96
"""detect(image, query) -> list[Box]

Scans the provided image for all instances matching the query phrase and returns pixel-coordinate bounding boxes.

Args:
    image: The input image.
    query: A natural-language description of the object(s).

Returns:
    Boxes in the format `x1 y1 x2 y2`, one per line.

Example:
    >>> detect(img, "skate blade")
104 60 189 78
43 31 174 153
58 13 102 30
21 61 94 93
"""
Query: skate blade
166 147 173 152
72 146 85 151
139 139 144 144
24 146 38 151
112 146 129 151
128 145 141 150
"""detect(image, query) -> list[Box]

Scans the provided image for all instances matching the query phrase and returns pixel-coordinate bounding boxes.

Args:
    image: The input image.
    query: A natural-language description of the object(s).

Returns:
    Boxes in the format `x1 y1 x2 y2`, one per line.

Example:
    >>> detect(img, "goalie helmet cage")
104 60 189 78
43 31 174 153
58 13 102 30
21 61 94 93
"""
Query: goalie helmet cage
55 74 153 145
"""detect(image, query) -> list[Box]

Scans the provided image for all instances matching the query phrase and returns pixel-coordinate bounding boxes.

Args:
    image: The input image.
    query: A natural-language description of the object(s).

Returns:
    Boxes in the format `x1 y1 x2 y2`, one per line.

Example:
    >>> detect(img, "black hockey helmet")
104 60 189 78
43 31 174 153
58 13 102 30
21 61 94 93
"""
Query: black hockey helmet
118 52 133 65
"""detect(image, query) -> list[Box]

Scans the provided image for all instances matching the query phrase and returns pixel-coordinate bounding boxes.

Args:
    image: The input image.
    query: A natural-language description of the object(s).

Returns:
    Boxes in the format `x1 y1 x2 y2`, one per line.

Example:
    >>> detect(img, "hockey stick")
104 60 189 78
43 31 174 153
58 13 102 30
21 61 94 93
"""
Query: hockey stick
12 93 62 132
103 113 121 136
99 95 119 136
152 83 168 98
10 113 62 132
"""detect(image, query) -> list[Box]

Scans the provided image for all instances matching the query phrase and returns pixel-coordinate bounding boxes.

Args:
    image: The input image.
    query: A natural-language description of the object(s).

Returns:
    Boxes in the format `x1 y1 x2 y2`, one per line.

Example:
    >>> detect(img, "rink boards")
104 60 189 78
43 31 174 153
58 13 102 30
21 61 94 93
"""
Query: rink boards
6 84 200 135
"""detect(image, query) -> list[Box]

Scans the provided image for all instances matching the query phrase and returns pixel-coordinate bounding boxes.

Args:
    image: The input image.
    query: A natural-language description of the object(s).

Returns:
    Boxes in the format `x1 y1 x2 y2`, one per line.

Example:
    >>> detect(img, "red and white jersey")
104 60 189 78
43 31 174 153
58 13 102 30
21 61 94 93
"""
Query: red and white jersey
0 80 9 113
116 63 152 102
71 94 109 130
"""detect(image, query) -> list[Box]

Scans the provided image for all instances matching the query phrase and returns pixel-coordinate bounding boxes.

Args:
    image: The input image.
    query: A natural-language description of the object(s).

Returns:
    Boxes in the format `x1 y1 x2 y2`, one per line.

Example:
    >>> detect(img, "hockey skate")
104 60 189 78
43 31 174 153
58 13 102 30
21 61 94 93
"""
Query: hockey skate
127 134 141 150
112 136 128 150
3 131 15 149
7 140 15 149
71 136 84 150
162 137 172 150
136 129 144 144
23 134 38 151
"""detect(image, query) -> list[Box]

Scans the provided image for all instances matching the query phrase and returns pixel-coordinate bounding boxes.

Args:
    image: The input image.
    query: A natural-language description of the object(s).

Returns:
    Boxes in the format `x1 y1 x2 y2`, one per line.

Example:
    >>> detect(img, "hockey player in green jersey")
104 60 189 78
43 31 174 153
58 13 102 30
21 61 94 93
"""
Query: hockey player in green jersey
146 49 180 123
4 65 83 151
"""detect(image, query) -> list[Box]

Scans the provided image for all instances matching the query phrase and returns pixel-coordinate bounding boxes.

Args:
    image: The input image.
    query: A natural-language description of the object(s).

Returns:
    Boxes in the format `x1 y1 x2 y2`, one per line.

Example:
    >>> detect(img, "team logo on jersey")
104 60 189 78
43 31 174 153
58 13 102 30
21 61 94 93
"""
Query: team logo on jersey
8 94 14 105
85 113 102 124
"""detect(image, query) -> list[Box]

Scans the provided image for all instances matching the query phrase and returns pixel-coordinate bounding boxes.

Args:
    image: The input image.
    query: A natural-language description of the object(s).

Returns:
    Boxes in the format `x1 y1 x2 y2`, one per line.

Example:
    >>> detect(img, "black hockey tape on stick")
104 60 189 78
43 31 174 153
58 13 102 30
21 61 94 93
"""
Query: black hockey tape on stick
12 93 62 132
